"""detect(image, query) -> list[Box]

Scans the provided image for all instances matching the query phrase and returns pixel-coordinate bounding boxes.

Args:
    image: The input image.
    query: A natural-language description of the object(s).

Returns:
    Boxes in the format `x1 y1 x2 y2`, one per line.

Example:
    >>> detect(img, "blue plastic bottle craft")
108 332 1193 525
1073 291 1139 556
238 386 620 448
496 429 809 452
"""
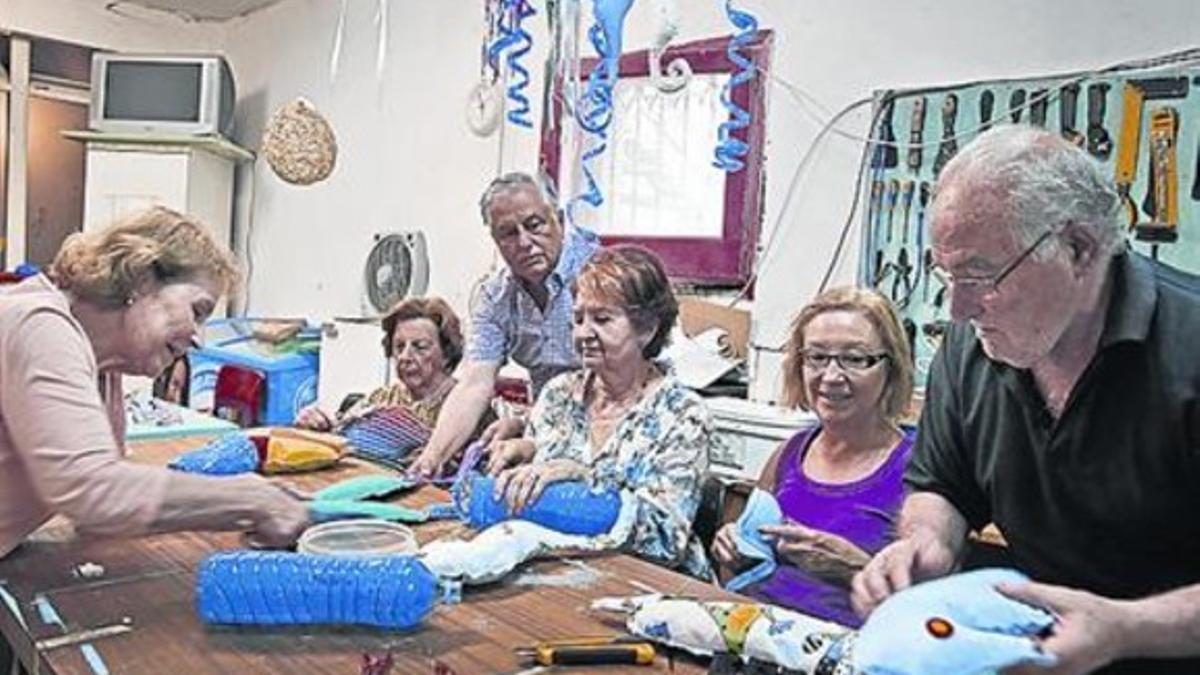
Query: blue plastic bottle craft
454 471 622 536
196 551 438 630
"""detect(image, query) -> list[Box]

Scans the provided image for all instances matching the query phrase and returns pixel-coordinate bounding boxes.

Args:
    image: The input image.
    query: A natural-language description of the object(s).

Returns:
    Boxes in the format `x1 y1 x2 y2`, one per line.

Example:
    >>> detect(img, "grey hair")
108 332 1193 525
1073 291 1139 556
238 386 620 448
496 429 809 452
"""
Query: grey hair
478 172 558 227
936 125 1123 260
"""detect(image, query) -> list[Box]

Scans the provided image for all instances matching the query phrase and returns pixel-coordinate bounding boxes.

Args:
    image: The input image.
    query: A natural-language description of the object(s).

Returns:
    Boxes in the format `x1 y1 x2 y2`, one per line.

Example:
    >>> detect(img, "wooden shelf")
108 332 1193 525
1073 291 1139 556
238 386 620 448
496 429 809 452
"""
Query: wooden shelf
61 130 255 162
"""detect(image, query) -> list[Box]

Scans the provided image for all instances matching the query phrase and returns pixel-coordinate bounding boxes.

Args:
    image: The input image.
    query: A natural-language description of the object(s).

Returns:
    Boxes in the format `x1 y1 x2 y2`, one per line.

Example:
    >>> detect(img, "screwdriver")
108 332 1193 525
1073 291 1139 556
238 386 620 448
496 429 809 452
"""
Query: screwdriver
513 636 656 667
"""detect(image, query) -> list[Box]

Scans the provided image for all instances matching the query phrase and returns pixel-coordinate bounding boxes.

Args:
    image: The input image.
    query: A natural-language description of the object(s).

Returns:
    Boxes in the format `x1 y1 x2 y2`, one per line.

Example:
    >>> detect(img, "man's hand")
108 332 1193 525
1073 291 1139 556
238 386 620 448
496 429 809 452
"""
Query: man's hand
761 522 871 585
478 416 526 448
494 459 587 514
999 581 1129 675
485 439 536 475
294 405 334 431
851 532 958 617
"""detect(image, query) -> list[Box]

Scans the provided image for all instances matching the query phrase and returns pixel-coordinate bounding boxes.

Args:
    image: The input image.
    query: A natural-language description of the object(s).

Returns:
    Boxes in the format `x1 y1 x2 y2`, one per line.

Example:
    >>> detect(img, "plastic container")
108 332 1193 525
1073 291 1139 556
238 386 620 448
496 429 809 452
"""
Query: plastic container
196 550 437 629
297 520 418 557
189 319 319 425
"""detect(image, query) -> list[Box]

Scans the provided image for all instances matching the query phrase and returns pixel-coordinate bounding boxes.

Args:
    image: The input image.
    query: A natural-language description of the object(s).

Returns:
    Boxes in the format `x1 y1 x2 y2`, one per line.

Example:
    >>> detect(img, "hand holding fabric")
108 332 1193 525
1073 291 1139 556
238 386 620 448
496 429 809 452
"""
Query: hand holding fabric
761 522 871 585
496 459 589 514
997 581 1129 675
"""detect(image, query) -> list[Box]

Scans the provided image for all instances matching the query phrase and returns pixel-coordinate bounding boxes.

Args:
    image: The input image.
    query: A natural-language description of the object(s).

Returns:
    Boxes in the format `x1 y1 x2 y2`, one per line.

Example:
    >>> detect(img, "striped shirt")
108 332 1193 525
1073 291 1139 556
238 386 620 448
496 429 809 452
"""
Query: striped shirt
466 225 600 396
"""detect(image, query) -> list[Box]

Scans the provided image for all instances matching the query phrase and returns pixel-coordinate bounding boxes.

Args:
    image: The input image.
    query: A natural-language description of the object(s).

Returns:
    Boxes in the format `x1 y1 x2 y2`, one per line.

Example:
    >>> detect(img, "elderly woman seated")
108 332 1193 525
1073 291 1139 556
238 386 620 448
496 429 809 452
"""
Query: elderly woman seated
296 297 493 463
0 207 308 560
488 245 714 580
713 287 915 627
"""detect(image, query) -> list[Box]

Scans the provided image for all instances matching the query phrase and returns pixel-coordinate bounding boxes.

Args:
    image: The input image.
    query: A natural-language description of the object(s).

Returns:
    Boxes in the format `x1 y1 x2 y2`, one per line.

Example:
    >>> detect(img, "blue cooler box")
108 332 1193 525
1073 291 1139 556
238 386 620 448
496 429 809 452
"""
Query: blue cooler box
188 322 319 425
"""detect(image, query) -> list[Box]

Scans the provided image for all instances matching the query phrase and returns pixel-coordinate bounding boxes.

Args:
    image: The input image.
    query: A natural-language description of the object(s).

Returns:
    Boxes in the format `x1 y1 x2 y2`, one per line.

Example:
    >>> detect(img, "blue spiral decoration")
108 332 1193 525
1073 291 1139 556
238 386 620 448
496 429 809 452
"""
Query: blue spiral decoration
486 0 537 129
713 0 759 172
568 0 634 222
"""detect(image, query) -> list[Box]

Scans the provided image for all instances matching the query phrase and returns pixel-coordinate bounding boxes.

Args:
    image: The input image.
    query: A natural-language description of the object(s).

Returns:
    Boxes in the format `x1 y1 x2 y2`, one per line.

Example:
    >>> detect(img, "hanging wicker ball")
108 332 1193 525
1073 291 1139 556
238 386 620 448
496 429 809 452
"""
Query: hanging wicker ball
260 98 338 186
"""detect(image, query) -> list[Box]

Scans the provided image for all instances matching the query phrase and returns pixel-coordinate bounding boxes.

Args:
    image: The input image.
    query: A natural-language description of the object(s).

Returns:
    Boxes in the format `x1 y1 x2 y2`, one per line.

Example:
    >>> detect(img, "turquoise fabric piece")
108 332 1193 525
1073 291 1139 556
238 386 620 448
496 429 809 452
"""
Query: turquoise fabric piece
854 568 1057 675
313 475 416 503
310 499 429 524
724 488 784 592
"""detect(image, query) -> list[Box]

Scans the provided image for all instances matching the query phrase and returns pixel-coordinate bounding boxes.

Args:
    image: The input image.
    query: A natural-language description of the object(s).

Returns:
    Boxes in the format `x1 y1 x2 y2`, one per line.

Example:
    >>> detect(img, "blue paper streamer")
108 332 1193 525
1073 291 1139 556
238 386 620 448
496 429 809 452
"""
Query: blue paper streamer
713 0 759 172
568 0 634 222
487 0 538 129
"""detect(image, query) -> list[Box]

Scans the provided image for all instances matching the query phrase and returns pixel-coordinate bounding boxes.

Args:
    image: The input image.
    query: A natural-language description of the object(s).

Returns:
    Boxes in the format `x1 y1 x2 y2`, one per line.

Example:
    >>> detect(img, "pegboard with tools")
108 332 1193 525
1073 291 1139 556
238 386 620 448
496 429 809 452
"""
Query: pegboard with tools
859 53 1200 384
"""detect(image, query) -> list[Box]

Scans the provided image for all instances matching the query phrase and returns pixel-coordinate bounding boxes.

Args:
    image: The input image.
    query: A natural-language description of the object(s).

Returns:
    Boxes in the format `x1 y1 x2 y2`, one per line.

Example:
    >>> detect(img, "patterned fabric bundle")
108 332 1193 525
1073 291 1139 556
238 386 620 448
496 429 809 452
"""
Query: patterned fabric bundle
341 406 432 468
594 568 1057 675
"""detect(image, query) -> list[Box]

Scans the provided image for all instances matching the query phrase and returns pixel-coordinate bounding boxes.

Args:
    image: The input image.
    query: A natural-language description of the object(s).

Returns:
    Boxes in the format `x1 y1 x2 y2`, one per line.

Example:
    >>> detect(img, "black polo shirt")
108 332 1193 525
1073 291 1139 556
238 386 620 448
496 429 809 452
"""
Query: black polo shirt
907 251 1200 674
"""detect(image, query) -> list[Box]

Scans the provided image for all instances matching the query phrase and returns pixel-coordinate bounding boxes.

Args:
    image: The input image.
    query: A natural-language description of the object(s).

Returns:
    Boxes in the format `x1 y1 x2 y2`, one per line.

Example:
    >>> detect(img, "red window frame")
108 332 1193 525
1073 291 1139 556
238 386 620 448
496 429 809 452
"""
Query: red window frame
540 30 774 287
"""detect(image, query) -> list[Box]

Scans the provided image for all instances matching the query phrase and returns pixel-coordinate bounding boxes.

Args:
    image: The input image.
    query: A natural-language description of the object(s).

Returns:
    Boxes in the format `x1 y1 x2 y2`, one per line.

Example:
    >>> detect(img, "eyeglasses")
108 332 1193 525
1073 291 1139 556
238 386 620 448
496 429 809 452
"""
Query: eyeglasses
799 350 889 372
930 228 1058 294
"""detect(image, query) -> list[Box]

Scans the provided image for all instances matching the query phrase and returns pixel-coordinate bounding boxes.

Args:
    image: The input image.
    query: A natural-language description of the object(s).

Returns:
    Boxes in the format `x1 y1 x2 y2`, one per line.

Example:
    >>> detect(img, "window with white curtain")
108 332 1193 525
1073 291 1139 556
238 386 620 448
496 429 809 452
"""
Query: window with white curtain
589 74 728 240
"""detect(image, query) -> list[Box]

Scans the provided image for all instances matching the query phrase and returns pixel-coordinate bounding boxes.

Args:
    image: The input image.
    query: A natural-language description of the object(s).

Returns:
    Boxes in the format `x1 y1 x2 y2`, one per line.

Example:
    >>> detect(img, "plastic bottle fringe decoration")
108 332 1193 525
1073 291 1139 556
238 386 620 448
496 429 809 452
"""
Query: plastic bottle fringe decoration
568 0 635 223
168 433 259 475
260 98 338 186
196 551 438 629
453 471 622 535
340 406 433 466
487 0 538 129
595 568 1057 675
712 0 759 172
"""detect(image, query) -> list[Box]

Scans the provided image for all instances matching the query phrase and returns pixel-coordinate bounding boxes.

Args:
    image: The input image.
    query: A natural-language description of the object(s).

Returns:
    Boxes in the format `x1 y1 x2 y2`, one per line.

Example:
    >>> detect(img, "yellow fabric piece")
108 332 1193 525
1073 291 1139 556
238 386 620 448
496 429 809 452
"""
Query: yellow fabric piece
707 603 763 656
259 428 344 474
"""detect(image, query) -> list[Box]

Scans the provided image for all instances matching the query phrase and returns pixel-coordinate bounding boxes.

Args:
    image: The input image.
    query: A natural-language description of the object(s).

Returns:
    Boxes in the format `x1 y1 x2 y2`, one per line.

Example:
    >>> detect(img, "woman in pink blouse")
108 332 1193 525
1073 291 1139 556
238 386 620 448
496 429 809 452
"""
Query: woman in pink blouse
0 207 308 560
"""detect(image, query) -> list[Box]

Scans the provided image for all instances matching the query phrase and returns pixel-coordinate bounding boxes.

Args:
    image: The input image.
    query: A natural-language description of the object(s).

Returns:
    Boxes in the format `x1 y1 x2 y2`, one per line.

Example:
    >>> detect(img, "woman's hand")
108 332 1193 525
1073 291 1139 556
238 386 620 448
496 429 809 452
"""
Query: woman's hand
478 416 526 448
711 522 747 568
294 405 334 431
485 439 537 475
245 482 310 548
407 446 444 479
760 521 872 585
494 459 588 514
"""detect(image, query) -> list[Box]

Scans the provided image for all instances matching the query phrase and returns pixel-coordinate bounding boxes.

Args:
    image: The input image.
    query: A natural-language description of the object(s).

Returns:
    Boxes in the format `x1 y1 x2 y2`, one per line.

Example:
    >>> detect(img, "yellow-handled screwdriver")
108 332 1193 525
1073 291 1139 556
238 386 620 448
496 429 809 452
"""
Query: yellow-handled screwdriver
513 636 656 667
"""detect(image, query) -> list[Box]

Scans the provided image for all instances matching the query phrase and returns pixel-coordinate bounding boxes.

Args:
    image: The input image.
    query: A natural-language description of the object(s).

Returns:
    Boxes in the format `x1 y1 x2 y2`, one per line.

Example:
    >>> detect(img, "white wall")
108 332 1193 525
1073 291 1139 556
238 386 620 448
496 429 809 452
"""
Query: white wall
1 0 220 51
220 0 1200 401
11 0 1197 399
219 0 504 318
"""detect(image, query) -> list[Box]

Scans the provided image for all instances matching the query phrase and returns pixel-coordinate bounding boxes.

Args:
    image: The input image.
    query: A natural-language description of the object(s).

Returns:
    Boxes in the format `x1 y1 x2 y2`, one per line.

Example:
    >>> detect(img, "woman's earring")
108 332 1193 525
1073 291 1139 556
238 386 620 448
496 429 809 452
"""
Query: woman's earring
124 295 135 307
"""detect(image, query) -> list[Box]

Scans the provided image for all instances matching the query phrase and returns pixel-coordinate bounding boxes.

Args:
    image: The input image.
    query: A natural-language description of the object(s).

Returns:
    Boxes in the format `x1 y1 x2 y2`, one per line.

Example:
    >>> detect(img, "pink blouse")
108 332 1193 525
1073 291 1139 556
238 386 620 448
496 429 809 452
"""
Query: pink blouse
0 275 169 558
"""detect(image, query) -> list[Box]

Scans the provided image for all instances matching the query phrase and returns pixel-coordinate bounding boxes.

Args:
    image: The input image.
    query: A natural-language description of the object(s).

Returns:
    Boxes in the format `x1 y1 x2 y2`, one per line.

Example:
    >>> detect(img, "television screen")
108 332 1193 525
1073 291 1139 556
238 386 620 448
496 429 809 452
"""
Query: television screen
103 62 202 122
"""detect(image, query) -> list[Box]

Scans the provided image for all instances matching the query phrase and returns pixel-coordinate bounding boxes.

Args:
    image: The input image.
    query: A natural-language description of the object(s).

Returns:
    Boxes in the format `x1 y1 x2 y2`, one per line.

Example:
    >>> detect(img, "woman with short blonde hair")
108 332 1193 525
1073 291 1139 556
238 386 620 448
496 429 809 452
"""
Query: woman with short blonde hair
714 286 915 626
0 206 307 560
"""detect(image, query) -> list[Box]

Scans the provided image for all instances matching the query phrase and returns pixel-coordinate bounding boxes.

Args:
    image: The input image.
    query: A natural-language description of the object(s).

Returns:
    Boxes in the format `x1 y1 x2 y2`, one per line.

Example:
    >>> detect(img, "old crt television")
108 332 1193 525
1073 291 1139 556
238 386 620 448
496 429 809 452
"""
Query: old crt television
89 53 236 137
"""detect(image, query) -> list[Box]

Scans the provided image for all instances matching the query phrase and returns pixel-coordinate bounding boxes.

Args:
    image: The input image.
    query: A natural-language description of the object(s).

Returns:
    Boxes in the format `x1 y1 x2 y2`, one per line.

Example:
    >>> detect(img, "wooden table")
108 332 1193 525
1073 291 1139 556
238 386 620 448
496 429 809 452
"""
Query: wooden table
0 438 734 674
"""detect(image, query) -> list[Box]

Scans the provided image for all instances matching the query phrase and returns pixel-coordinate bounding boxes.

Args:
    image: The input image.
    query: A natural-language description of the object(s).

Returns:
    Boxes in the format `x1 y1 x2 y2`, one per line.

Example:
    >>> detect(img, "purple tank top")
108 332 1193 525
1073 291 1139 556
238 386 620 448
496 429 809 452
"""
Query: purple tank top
747 426 913 628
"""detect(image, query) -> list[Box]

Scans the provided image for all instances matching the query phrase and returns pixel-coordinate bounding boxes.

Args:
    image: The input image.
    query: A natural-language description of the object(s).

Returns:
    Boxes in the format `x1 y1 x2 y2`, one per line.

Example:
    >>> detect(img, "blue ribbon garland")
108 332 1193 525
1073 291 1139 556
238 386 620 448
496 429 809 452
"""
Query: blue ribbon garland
486 0 537 129
569 0 634 222
713 0 759 172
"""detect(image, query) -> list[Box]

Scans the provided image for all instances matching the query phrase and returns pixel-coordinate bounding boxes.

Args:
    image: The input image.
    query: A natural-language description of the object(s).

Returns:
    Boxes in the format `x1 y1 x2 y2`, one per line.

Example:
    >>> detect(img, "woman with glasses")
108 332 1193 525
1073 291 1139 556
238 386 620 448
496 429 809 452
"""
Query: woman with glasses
712 286 915 626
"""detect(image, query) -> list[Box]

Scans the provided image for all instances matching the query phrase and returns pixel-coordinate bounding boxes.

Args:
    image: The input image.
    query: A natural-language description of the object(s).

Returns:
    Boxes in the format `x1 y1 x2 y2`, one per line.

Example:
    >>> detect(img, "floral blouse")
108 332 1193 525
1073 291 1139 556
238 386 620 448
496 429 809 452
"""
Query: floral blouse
526 368 715 580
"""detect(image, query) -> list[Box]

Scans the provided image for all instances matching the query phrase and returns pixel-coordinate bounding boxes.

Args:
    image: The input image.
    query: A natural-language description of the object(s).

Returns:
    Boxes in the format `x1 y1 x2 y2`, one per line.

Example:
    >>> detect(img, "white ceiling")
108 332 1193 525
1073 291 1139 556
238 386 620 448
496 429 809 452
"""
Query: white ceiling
103 0 286 22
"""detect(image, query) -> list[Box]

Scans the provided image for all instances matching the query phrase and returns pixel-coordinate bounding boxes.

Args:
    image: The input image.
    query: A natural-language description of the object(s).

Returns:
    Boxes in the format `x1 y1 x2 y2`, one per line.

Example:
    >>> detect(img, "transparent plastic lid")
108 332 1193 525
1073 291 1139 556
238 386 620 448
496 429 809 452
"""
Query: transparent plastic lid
297 519 417 556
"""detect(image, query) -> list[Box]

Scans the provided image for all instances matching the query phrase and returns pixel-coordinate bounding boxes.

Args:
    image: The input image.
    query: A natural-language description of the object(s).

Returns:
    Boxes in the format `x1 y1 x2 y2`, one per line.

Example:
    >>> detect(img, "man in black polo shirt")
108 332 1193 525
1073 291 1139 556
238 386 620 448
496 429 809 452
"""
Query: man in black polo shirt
850 126 1200 674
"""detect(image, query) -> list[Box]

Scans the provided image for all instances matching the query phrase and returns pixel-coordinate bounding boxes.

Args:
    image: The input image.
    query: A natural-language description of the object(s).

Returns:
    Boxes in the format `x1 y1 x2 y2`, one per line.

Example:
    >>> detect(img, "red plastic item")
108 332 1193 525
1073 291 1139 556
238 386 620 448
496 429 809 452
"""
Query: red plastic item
494 376 530 406
214 365 265 428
